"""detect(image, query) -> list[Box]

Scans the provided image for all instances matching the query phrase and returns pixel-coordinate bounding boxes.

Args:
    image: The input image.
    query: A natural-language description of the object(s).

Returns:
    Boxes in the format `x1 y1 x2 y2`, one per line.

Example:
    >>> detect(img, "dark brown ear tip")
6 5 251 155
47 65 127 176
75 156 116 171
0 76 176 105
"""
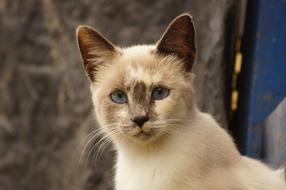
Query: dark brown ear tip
76 25 96 38
76 25 86 34
170 13 195 32
174 13 193 22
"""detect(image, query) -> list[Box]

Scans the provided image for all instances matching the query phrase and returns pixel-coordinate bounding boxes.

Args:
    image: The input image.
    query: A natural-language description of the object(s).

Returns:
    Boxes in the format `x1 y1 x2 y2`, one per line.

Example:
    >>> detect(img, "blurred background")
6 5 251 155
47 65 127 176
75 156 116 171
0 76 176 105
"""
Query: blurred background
0 0 285 190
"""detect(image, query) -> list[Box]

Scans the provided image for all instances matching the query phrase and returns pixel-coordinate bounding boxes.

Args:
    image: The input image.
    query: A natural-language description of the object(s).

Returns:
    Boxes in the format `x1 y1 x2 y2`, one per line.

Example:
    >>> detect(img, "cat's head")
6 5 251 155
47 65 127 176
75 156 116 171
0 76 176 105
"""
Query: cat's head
76 14 196 145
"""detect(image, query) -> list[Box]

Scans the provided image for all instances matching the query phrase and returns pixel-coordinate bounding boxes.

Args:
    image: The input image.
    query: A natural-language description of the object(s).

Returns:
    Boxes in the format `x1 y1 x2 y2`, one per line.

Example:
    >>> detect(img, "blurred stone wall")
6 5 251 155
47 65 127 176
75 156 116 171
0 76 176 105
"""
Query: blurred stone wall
0 0 234 190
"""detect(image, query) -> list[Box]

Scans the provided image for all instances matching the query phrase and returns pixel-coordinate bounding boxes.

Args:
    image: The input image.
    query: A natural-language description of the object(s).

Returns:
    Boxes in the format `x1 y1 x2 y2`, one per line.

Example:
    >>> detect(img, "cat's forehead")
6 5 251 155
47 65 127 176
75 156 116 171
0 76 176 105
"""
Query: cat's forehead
119 45 162 85
101 45 186 91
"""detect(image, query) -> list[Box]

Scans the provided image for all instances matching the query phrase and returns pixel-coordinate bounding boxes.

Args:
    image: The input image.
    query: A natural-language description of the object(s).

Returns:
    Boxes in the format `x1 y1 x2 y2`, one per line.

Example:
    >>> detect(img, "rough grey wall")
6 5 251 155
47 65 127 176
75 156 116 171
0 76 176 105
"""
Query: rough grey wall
0 0 234 189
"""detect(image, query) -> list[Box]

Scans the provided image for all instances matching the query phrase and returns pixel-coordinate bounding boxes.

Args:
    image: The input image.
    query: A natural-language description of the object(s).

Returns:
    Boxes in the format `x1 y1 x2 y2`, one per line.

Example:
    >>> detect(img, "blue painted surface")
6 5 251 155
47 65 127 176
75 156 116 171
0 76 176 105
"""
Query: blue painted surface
234 0 286 158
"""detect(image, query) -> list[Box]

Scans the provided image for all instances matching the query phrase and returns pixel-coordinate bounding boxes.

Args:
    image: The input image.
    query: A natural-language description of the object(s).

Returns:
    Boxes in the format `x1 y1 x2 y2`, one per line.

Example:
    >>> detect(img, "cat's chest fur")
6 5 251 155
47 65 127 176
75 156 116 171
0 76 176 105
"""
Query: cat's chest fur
116 156 172 190
115 146 191 190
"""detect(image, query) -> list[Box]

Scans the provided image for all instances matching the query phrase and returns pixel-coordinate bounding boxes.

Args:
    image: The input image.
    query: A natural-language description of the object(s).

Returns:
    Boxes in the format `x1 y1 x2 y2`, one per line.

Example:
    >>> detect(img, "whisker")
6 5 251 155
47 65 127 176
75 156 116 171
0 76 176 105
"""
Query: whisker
80 123 118 165
80 128 104 164
91 129 118 161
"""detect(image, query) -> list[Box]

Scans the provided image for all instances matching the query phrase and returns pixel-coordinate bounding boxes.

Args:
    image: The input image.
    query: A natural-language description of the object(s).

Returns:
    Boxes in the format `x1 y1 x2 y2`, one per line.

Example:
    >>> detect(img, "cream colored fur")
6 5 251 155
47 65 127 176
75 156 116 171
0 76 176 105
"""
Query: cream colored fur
90 46 286 190
76 14 286 190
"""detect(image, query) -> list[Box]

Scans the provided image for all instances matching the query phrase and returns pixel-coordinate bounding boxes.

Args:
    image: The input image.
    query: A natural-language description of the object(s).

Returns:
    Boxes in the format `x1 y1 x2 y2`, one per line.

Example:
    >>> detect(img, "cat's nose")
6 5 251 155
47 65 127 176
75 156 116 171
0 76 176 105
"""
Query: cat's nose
131 116 149 128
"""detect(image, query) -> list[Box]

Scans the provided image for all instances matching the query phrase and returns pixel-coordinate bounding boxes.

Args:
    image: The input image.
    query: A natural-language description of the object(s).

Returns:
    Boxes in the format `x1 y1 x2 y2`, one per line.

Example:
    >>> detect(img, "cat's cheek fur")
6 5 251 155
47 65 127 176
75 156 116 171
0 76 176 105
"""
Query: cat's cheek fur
92 86 115 129
154 97 185 121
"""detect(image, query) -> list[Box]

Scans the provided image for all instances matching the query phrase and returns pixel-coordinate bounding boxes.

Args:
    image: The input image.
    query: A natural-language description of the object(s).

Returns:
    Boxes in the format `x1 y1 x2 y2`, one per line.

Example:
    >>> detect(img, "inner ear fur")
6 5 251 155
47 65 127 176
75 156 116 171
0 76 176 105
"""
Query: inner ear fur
157 14 196 72
76 26 116 81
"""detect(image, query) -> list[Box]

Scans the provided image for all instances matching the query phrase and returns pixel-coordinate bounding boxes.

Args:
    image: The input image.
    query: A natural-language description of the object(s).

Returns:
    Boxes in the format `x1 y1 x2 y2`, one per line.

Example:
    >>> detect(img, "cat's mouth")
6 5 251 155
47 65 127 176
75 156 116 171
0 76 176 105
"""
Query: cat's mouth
133 129 154 137
132 130 157 141
122 125 158 141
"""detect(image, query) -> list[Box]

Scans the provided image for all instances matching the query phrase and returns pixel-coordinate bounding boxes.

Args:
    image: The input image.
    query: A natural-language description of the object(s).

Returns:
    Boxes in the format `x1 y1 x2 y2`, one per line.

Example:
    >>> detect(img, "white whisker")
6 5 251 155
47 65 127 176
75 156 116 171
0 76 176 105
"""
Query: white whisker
80 123 118 166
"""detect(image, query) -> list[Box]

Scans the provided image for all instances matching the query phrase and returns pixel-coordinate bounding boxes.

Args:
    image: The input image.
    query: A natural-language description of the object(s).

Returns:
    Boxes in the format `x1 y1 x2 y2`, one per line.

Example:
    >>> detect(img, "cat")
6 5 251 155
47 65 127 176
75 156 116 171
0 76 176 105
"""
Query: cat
76 14 286 190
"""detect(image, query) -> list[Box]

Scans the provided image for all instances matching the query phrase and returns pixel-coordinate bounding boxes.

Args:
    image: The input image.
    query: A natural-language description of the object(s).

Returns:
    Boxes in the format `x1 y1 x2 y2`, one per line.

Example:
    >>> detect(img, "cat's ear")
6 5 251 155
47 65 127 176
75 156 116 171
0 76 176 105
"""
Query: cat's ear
157 14 196 71
76 26 117 81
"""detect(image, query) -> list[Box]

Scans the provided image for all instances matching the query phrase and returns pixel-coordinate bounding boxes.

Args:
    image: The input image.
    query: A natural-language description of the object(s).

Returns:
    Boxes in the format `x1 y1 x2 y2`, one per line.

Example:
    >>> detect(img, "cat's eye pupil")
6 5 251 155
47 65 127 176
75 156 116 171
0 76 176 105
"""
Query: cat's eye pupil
110 90 127 104
152 87 170 100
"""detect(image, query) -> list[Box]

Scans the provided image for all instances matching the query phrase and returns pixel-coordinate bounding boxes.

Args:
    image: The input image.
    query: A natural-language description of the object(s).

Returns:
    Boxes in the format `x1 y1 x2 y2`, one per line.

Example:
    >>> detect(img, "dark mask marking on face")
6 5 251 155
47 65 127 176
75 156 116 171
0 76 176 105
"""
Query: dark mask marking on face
128 81 151 119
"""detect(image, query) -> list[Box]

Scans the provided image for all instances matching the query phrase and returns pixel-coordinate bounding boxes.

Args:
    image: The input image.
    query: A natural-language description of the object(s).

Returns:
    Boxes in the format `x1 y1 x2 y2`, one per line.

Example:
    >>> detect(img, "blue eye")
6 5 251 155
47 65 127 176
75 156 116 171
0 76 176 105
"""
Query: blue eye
152 87 170 100
110 90 127 104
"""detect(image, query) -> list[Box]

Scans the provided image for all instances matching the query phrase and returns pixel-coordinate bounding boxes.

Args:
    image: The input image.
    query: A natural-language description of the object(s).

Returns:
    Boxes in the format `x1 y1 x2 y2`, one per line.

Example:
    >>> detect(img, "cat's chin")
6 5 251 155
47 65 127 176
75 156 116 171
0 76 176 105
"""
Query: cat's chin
132 130 157 142
122 127 162 144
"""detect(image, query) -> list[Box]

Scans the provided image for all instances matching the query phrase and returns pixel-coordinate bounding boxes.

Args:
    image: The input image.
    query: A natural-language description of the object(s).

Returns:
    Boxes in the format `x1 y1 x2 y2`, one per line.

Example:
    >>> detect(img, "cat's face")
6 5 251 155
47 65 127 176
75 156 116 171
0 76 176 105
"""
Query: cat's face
77 14 196 144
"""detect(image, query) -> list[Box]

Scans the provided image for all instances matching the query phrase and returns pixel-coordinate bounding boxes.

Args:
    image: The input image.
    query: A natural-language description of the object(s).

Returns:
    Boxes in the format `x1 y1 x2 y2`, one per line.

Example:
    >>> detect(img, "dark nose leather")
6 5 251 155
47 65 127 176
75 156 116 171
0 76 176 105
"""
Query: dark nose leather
131 116 149 128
